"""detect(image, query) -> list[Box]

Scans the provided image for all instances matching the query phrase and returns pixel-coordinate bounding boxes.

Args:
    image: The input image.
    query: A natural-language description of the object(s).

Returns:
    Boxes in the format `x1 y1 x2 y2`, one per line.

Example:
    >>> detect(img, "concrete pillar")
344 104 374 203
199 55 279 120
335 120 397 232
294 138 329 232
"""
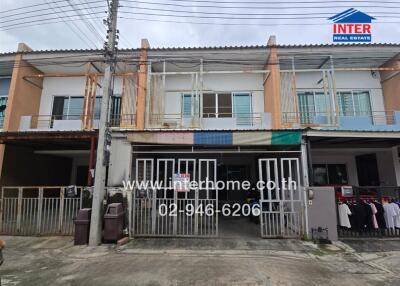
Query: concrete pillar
135 39 150 130
392 146 400 186
379 56 400 114
0 43 43 181
264 36 282 129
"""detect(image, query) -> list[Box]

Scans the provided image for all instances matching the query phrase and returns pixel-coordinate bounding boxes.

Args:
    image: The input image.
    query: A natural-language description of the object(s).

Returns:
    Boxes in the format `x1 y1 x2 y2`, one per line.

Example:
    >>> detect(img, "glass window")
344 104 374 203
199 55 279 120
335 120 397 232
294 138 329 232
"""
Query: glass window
312 164 348 186
314 92 329 114
182 94 193 117
52 96 84 120
313 164 329 186
338 91 354 116
218 93 232 118
0 96 7 128
297 91 315 124
94 97 102 120
353 91 371 117
0 78 11 96
327 164 349 185
203 93 216 118
338 90 371 118
68 97 84 119
233 93 251 125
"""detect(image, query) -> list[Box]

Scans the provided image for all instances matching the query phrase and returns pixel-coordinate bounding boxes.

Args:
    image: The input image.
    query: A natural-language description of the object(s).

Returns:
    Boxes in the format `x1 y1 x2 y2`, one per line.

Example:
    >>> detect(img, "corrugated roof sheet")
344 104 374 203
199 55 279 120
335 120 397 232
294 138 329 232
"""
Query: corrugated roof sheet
1 43 399 56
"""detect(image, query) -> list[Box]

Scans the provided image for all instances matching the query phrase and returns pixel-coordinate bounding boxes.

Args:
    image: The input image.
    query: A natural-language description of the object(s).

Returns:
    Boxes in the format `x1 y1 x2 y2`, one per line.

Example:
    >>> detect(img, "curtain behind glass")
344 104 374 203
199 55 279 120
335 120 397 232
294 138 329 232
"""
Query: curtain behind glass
233 93 251 125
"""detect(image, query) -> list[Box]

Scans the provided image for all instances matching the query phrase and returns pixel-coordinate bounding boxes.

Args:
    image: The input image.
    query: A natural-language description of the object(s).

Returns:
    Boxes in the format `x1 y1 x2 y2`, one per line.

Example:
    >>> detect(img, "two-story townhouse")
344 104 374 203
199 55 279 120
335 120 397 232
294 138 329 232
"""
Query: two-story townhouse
1 37 399 240
0 43 141 235
107 38 400 240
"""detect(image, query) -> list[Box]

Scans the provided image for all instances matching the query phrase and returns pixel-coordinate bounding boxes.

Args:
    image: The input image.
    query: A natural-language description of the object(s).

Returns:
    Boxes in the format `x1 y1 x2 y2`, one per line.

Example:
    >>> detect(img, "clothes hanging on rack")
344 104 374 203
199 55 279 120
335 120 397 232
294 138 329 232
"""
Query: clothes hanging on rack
383 203 396 229
390 202 400 228
338 203 352 228
373 201 386 229
369 203 378 229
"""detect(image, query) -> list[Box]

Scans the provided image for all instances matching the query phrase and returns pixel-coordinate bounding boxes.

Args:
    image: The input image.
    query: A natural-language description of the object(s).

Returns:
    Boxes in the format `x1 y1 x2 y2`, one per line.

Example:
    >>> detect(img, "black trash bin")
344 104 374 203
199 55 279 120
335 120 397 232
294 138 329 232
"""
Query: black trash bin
74 208 91 245
103 203 124 242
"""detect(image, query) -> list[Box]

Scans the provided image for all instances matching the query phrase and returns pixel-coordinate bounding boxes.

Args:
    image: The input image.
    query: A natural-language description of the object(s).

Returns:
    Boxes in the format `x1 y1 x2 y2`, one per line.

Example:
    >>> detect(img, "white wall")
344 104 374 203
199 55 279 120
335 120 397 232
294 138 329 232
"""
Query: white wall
311 151 359 185
295 71 385 112
311 149 398 186
376 150 397 186
108 137 132 186
38 76 124 117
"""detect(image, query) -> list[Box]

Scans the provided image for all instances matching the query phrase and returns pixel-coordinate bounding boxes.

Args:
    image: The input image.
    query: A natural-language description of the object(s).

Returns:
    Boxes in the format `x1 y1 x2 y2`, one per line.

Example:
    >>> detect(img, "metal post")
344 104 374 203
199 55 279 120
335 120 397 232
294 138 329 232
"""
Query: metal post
37 187 43 235
0 187 3 232
89 0 119 246
301 138 310 238
16 188 22 233
59 187 65 233
88 136 96 186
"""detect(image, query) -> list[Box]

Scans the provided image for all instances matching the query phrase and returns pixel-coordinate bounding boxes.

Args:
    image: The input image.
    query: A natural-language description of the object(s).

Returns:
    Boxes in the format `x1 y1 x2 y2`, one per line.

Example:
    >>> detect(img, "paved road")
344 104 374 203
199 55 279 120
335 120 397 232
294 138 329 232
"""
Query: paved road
1 236 399 286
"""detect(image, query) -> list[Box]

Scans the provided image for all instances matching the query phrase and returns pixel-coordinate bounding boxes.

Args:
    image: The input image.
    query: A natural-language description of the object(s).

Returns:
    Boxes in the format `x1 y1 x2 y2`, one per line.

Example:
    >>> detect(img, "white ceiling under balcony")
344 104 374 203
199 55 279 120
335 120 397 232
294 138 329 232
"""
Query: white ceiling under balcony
278 45 400 70
20 50 140 75
148 48 270 73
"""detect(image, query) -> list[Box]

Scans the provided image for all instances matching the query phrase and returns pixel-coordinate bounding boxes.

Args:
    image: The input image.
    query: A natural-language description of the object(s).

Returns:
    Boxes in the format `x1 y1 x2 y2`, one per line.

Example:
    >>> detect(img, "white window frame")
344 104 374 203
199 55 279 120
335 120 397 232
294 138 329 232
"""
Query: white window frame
337 89 372 117
190 91 252 118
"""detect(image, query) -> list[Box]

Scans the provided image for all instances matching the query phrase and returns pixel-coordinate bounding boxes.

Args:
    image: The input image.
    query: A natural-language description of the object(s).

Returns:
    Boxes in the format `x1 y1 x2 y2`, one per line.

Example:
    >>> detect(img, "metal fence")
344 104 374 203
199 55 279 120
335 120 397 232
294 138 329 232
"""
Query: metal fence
337 186 400 239
0 186 85 236
130 196 218 237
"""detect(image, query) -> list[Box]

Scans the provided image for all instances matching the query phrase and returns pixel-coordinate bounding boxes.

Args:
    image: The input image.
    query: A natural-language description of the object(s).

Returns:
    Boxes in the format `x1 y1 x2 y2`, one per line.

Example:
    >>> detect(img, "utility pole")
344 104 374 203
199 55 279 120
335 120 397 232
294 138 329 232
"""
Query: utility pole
89 0 119 246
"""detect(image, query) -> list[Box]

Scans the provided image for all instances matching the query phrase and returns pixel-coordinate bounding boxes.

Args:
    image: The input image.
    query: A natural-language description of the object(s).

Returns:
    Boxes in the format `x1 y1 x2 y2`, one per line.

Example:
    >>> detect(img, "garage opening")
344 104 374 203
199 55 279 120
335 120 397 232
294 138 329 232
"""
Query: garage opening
128 145 306 239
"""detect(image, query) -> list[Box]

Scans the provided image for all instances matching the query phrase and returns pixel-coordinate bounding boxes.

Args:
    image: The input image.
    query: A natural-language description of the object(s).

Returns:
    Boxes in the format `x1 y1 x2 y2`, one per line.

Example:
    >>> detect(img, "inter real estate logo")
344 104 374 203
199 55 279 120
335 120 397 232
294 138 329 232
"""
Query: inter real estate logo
328 8 375 43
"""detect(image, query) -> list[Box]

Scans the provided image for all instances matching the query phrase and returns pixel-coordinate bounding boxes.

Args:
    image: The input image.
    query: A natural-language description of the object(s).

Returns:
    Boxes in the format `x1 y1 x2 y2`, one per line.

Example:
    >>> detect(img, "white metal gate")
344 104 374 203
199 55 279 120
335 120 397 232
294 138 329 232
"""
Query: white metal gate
258 158 305 238
0 186 83 236
130 158 218 237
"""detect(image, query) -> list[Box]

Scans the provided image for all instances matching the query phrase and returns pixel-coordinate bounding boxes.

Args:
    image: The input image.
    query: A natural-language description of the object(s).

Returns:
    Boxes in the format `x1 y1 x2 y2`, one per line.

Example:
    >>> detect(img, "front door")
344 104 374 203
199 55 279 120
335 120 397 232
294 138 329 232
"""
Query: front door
356 154 380 186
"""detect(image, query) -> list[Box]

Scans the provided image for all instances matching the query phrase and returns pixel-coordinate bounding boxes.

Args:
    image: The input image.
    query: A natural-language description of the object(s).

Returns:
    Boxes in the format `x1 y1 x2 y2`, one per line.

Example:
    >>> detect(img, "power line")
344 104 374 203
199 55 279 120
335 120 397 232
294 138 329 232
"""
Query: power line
1 0 399 14
1 0 106 19
0 16 105 31
0 0 71 14
118 10 400 20
121 0 400 10
120 5 400 17
0 10 105 29
119 15 400 26
0 6 106 25
65 0 105 43
45 0 98 48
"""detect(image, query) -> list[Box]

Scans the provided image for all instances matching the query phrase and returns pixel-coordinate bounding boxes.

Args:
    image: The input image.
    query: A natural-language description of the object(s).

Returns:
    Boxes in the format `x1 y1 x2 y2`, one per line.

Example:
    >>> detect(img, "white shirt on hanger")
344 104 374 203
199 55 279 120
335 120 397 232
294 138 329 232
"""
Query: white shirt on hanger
389 203 400 228
383 203 396 229
338 203 352 228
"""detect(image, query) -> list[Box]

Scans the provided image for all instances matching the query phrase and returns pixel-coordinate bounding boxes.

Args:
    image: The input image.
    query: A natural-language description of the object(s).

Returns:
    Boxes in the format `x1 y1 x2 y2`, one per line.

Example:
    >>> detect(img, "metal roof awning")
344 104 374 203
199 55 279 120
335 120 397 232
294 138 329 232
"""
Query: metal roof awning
306 129 400 148
127 130 302 146
0 130 97 149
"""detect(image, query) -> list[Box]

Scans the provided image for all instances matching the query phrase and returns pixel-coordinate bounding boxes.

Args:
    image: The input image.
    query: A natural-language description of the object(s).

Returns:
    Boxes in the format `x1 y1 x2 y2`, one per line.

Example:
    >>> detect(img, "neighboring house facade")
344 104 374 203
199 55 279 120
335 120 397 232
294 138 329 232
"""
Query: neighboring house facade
0 38 399 239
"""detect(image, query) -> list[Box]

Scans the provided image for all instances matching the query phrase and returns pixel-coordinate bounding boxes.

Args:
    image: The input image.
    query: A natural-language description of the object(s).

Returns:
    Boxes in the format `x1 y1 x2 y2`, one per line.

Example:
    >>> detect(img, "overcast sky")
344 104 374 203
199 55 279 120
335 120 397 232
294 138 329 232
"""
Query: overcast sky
0 0 399 52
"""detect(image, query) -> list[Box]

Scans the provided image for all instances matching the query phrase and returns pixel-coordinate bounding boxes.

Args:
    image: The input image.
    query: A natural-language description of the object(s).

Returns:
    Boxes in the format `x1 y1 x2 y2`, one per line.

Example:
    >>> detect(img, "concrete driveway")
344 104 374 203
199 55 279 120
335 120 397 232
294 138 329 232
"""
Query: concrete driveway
1 236 399 286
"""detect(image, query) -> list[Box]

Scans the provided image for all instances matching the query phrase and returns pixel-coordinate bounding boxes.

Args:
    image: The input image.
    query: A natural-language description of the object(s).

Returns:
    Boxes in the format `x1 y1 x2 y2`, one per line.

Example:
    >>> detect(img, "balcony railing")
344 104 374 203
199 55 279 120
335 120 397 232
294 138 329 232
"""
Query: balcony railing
148 112 268 129
19 114 100 131
19 113 133 131
282 111 400 130
109 114 136 128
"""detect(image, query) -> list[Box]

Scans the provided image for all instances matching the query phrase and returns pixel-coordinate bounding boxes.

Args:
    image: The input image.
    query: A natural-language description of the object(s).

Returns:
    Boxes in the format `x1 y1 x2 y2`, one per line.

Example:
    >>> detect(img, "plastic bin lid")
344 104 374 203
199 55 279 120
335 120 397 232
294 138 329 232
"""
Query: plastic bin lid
105 203 124 216
76 208 91 220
